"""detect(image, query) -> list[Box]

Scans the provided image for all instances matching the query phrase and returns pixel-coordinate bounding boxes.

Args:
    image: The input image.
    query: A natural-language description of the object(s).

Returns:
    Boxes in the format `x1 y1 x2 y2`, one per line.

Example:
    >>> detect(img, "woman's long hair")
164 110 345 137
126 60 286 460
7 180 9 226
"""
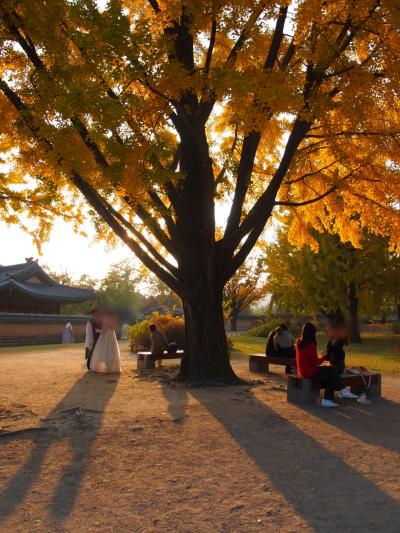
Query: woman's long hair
298 322 317 349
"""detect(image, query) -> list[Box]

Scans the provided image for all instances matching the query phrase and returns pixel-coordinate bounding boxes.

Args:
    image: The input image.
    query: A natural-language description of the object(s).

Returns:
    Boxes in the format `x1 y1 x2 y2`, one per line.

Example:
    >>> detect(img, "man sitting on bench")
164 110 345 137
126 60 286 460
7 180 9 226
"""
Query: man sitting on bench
266 323 295 374
149 323 168 368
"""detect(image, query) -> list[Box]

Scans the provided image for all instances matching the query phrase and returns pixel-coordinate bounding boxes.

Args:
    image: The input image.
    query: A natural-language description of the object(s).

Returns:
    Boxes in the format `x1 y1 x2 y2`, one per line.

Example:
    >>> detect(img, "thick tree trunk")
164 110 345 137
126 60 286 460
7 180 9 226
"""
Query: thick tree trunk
348 281 362 343
177 286 239 384
171 115 241 384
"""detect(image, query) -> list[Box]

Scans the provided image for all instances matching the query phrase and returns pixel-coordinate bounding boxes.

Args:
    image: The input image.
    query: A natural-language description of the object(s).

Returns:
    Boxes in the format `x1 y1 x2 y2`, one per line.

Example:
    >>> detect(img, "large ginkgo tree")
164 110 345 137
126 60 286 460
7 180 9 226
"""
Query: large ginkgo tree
1 0 400 382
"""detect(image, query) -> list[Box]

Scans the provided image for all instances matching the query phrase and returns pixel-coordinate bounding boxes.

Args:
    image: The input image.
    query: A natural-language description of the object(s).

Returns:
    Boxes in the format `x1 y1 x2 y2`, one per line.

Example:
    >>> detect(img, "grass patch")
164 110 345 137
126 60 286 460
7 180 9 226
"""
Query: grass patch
0 343 83 355
232 333 400 374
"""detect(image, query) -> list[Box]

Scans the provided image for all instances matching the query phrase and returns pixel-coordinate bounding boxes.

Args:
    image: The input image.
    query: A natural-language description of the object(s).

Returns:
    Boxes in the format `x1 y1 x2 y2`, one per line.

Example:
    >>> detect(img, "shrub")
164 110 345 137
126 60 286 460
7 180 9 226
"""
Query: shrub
392 322 400 334
248 317 302 338
130 313 185 351
130 312 234 354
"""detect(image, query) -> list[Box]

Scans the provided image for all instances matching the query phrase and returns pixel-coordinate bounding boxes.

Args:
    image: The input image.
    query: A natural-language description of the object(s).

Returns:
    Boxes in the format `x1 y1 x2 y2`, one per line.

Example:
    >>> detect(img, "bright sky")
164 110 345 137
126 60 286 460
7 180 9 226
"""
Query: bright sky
0 220 134 279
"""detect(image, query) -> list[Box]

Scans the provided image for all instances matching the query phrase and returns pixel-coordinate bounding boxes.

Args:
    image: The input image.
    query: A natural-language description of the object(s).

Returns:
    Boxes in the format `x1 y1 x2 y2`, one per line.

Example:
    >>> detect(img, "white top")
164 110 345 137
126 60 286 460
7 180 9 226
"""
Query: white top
273 330 294 350
85 321 94 350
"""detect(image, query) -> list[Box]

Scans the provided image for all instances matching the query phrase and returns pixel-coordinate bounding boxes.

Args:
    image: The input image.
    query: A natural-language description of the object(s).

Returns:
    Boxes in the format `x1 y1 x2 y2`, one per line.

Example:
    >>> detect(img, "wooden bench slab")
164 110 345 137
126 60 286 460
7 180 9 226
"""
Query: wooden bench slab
249 353 296 373
137 350 184 371
287 372 381 404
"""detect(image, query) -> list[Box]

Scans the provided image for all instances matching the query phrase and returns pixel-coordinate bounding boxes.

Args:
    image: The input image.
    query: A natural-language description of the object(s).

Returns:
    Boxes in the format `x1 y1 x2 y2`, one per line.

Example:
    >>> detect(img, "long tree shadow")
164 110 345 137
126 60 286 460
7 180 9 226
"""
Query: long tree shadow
296 397 400 454
189 387 400 532
0 372 119 524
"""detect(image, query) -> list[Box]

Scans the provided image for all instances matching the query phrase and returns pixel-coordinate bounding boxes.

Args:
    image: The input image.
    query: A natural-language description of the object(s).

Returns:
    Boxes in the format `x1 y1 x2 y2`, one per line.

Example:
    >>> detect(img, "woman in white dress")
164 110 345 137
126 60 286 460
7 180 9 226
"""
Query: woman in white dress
90 311 121 374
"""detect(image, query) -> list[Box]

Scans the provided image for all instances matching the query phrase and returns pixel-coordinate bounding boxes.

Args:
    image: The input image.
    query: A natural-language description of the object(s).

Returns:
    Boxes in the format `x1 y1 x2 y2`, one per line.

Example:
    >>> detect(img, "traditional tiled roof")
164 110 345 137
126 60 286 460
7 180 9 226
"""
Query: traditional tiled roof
0 260 96 303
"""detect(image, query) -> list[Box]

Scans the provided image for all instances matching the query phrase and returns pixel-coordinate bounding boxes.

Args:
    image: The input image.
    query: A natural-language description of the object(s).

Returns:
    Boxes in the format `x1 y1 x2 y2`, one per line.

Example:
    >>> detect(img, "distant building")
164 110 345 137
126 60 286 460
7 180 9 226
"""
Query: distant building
0 258 95 313
0 259 96 346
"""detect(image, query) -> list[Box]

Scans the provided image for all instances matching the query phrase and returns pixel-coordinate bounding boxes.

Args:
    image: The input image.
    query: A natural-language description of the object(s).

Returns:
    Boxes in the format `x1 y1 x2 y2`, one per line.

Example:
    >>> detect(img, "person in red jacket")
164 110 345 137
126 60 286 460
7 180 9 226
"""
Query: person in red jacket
296 322 358 407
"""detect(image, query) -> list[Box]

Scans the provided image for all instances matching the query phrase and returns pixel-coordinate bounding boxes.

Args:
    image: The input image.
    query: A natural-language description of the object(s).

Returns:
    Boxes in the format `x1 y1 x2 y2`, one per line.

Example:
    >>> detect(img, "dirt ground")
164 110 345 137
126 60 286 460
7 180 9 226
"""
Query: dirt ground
0 345 399 533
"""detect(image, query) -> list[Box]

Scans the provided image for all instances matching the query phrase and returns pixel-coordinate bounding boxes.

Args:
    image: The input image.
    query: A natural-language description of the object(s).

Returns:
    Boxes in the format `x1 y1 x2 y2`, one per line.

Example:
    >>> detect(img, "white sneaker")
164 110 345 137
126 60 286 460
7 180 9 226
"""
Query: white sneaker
321 399 339 408
357 393 372 405
340 388 358 399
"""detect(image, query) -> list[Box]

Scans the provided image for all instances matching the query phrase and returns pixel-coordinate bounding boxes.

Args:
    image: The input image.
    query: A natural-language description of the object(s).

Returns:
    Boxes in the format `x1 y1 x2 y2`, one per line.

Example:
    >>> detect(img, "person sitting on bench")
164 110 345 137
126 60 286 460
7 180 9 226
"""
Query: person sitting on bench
323 324 348 375
296 322 358 408
149 323 168 368
273 324 295 374
266 326 291 373
265 328 278 357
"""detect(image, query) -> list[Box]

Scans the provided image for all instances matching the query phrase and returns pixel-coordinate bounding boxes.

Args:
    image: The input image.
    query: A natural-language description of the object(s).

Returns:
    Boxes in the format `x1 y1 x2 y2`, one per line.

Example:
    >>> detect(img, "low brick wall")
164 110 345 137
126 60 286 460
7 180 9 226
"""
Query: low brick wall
0 313 89 347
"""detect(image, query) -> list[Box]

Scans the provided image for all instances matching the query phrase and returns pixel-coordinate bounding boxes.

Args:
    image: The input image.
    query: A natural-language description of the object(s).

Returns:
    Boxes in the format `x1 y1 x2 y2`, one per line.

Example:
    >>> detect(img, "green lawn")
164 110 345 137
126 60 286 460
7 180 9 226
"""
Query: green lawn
0 343 79 354
232 332 400 374
0 340 132 356
2 335 400 373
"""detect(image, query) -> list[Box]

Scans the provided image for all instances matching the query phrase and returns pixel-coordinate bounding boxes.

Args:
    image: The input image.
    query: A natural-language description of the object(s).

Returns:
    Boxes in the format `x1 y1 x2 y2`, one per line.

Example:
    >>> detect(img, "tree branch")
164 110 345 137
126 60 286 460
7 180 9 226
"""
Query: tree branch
2 13 113 172
221 118 311 258
226 2 266 65
134 203 178 257
148 0 161 14
0 78 182 293
70 171 182 293
223 7 288 239
263 6 288 70
204 16 217 73
285 160 338 185
2 18 182 259
275 185 337 207
278 165 364 207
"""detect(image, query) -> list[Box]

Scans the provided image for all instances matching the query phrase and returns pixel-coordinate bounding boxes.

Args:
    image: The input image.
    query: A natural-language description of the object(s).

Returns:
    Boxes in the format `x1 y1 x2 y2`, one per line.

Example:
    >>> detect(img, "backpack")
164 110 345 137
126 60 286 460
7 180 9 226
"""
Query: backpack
167 342 178 354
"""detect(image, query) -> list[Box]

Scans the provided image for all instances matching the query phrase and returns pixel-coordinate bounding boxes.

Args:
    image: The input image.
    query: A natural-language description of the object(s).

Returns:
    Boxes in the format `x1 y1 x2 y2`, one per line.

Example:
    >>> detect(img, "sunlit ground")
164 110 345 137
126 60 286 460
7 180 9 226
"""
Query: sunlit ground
0 342 400 532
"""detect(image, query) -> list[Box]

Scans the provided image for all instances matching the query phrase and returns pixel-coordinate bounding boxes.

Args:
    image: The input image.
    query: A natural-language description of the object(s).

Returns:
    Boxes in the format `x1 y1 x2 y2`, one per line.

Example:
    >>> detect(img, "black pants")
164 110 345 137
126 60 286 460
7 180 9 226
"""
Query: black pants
85 347 92 370
278 346 295 374
313 366 344 401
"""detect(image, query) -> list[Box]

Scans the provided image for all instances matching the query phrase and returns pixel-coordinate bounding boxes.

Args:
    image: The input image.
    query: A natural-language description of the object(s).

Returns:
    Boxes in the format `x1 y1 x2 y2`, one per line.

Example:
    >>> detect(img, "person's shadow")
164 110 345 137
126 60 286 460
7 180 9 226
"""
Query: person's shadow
0 372 119 524
189 386 400 532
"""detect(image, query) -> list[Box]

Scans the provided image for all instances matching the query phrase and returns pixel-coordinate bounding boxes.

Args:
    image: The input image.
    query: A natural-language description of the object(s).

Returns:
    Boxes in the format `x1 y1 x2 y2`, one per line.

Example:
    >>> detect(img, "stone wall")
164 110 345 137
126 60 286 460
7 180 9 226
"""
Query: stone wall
0 313 89 346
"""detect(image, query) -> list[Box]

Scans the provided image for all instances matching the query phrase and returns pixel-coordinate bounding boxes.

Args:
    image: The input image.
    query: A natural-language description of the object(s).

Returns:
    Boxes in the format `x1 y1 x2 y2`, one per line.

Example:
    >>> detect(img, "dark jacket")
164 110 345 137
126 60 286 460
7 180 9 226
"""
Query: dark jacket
324 338 346 374
266 329 277 357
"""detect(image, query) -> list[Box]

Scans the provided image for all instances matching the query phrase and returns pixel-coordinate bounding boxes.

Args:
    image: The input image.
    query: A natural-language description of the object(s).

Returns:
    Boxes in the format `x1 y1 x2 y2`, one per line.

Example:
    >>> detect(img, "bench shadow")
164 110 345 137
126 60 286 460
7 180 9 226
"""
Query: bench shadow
189 386 400 532
296 396 400 454
0 372 118 524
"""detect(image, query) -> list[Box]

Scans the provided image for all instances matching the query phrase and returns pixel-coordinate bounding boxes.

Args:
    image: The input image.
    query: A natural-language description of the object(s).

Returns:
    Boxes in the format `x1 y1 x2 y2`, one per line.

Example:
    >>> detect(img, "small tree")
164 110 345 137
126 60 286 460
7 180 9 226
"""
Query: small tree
266 223 398 342
45 260 142 319
223 260 268 332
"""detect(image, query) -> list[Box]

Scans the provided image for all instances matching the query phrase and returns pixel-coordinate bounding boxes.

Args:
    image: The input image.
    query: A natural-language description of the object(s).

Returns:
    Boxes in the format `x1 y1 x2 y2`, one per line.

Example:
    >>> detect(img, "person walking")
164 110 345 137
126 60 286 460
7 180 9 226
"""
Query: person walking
61 321 74 344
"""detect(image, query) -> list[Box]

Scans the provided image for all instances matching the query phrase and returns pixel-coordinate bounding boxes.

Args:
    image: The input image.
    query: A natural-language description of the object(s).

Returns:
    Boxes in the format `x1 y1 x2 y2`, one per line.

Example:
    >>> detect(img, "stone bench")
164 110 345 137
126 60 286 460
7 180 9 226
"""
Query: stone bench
249 353 296 373
136 350 184 371
287 372 382 404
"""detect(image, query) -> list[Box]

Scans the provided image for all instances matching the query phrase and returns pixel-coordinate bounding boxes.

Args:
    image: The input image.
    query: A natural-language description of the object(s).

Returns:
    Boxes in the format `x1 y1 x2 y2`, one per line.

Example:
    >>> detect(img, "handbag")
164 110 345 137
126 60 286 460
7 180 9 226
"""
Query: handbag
167 342 178 354
345 366 372 391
